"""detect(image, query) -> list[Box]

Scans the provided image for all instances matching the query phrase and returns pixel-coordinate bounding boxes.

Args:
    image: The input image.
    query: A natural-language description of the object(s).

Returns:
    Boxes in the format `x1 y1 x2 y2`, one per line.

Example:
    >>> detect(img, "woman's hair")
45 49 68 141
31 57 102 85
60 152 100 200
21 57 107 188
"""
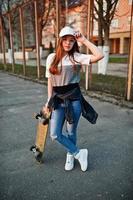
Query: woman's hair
49 37 80 75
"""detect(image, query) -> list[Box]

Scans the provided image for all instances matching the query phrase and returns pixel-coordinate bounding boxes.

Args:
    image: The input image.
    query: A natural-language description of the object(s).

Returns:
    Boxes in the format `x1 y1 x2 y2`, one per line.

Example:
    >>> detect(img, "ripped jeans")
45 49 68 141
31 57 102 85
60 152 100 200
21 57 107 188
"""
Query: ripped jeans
50 100 81 154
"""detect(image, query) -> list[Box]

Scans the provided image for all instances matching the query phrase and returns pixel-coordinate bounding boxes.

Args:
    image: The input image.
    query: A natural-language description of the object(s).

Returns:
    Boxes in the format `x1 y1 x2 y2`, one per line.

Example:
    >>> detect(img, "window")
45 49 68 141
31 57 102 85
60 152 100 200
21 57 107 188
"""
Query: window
111 19 119 28
128 0 132 5
128 16 131 25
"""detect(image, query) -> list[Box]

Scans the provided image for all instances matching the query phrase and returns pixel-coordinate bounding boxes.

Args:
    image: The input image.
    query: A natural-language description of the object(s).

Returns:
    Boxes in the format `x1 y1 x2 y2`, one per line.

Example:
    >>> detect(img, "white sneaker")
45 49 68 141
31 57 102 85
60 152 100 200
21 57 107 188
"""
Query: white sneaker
74 149 88 172
65 153 74 171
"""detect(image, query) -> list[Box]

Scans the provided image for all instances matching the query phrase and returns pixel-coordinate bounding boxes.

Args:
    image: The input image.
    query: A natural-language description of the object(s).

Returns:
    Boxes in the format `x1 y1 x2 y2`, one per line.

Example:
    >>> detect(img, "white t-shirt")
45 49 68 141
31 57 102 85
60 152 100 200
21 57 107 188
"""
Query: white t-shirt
45 52 91 86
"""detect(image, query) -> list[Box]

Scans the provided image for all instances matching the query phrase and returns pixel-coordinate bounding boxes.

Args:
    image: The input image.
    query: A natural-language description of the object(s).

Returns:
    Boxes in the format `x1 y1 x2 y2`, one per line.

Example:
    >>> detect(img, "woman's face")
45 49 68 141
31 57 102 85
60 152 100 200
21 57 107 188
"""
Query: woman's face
62 35 76 52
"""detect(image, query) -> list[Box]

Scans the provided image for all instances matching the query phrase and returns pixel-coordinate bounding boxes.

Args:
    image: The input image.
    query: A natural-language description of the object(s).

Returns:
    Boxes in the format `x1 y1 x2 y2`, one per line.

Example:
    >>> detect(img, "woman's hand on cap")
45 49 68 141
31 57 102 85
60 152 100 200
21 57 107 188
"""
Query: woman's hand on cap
74 31 86 43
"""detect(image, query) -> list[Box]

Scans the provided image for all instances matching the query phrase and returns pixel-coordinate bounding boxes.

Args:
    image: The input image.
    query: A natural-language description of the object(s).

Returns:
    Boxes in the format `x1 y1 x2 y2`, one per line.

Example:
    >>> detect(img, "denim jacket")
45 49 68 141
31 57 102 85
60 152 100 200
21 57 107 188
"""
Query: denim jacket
48 84 98 124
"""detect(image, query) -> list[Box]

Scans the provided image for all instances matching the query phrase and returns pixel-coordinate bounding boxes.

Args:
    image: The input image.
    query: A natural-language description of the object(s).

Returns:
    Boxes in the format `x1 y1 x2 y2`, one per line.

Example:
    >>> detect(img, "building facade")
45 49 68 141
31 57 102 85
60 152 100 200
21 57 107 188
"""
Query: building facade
100 0 132 54
109 0 132 54
42 0 132 54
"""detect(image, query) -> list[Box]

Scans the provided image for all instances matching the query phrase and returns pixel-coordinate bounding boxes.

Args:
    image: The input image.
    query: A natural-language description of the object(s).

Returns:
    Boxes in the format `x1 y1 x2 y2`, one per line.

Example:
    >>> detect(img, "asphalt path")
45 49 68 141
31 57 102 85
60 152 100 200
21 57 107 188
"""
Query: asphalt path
0 71 133 200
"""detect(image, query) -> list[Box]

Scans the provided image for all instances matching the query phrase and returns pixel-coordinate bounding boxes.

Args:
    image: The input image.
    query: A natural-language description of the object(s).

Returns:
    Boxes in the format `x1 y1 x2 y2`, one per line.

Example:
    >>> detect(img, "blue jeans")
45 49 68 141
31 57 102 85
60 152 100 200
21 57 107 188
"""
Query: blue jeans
50 100 81 154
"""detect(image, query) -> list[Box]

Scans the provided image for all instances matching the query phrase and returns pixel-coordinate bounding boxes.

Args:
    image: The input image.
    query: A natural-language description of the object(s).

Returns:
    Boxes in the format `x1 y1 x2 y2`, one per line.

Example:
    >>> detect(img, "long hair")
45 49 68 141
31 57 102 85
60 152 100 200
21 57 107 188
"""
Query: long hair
49 37 80 75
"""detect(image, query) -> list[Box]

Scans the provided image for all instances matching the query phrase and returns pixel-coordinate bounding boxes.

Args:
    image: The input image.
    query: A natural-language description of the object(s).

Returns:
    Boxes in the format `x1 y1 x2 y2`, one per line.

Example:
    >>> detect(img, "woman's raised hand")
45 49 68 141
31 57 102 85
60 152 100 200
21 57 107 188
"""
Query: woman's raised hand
74 31 86 43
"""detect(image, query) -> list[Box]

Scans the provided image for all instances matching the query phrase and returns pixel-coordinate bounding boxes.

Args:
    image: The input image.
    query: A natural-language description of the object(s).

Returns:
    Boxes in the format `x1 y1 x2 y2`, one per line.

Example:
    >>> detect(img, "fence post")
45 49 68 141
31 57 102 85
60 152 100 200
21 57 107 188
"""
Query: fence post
0 16 6 69
86 0 94 90
127 4 133 100
34 0 41 79
19 7 26 76
56 0 60 46
8 12 15 72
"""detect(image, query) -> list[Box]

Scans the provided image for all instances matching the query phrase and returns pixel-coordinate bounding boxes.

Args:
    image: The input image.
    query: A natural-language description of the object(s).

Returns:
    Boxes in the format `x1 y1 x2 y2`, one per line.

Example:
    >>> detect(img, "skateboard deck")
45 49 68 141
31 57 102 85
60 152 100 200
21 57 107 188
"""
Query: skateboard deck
30 111 50 162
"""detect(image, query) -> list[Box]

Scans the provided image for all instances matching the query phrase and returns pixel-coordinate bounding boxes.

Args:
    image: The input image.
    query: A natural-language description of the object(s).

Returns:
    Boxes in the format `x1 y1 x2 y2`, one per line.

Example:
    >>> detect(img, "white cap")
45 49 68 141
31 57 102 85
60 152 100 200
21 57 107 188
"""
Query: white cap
59 26 75 37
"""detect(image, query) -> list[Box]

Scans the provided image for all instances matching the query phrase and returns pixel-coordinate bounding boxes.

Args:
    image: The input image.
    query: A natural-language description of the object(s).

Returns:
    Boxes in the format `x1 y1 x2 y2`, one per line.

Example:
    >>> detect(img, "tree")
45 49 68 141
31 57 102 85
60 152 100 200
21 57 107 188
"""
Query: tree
0 0 23 48
0 0 24 63
0 0 55 63
37 0 55 46
94 0 119 74
21 0 55 47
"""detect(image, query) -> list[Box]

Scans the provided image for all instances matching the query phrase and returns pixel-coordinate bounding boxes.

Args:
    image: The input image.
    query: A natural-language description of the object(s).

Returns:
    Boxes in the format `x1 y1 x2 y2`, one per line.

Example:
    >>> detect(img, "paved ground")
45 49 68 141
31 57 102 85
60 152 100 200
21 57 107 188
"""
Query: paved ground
0 71 133 200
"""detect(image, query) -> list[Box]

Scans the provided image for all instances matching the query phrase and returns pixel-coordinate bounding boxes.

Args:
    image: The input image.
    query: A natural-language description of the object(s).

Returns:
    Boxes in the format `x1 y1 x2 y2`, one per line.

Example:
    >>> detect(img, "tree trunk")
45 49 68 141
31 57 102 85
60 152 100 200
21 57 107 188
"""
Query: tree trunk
97 15 104 74
7 31 11 49
39 24 43 60
101 27 110 75
6 29 12 63
98 25 110 75
8 49 13 63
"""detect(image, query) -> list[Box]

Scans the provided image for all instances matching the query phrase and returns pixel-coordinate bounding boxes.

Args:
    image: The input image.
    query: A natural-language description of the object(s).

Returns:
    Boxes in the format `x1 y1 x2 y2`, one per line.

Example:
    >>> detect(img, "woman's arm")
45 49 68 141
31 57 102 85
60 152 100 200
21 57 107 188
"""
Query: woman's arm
42 78 53 113
47 78 53 101
74 32 104 63
45 78 53 106
82 39 104 63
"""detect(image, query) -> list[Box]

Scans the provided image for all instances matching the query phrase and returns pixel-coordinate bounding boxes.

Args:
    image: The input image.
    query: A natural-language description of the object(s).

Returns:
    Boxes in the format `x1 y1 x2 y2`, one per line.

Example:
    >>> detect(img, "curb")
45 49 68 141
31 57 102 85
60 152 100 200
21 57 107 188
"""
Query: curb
2 71 133 110
85 91 133 109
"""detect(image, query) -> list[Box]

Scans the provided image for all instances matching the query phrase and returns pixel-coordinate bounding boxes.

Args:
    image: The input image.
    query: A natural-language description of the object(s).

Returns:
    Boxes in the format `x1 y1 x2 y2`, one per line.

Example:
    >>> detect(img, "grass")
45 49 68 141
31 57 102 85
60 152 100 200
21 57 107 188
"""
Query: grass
0 62 128 98
80 73 126 97
109 57 128 63
0 63 45 80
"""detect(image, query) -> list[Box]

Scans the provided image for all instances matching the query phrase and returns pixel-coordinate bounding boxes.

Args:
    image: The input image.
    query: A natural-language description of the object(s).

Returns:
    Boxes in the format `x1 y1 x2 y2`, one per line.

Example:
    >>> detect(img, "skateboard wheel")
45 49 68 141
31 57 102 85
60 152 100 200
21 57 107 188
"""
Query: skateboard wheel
35 152 43 162
30 145 36 151
35 113 41 119
30 145 40 155
33 148 37 153
30 145 42 161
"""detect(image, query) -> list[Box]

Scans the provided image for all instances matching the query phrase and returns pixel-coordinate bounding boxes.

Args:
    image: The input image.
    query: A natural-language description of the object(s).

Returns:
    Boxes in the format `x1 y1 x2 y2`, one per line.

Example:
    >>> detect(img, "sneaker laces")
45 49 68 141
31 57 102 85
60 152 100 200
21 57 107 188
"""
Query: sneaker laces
66 154 73 164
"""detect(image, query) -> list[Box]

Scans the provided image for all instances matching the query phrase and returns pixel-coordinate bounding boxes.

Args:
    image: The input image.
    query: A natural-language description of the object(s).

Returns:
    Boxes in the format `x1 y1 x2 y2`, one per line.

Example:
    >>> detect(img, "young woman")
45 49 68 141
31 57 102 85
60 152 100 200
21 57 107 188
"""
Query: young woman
43 26 103 172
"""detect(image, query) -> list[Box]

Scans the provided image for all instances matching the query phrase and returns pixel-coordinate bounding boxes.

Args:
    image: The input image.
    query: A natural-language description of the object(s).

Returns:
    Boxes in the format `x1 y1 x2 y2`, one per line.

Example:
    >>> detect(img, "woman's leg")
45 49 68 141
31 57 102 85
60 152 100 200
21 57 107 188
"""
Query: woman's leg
64 100 81 170
66 100 81 146
50 103 79 154
50 101 88 171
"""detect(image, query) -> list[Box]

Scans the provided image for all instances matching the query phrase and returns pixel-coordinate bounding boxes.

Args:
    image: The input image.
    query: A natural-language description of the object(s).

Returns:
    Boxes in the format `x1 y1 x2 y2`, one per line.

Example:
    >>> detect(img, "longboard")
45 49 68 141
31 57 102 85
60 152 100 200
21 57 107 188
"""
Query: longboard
30 111 50 163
